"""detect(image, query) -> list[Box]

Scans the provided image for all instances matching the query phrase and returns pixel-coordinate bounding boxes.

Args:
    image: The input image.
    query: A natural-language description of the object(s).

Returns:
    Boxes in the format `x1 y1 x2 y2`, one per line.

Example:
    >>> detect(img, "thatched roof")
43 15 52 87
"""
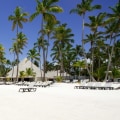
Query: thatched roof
7 58 64 79
7 58 43 78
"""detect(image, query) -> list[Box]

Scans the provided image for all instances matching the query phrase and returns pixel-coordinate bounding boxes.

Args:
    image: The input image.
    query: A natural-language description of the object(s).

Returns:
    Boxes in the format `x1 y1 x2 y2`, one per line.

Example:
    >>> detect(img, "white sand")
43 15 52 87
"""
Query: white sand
0 83 120 120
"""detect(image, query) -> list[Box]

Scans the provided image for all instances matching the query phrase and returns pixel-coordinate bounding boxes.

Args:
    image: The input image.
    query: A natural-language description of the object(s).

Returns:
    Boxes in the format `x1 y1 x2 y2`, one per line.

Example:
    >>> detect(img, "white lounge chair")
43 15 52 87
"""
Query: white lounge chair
19 82 37 92
112 83 120 90
85 82 96 89
92 82 104 90
74 82 87 89
100 82 114 90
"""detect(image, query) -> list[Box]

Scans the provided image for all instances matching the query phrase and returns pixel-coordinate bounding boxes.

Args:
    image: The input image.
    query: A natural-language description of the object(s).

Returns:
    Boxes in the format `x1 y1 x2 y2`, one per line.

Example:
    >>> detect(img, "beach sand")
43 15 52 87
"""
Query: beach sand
0 83 120 120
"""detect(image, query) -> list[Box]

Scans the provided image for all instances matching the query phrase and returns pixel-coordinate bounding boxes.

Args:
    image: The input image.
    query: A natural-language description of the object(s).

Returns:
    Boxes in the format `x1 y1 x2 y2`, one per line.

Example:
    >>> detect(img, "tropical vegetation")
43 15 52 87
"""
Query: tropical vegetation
0 0 120 82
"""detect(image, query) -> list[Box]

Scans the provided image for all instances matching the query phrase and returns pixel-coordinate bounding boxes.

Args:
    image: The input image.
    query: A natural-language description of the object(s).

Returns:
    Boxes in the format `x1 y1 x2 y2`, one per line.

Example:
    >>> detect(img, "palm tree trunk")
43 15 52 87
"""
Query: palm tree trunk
82 14 95 81
39 59 43 80
16 52 19 82
31 59 33 69
11 53 15 81
91 42 94 80
104 36 116 81
37 47 43 80
79 67 81 78
59 44 64 78
16 24 19 83
11 65 14 81
46 34 50 61
42 39 46 81
41 15 46 81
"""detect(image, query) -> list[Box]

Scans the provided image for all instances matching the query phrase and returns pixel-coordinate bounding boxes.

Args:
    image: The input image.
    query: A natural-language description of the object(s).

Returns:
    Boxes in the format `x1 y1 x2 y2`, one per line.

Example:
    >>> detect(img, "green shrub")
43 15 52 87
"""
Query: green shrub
112 68 120 78
55 76 63 82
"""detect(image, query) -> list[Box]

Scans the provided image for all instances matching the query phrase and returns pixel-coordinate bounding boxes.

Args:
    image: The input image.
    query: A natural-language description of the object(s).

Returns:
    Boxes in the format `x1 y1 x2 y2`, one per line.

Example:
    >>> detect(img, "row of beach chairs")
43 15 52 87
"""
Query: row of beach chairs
34 81 54 87
16 81 54 87
74 82 120 90
17 81 54 92
19 82 37 92
0 81 14 85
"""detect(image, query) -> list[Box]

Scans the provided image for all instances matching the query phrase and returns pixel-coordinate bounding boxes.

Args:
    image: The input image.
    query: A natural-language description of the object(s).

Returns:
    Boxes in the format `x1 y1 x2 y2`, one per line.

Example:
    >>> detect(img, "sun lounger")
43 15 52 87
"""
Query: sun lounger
74 82 87 89
90 82 103 90
19 87 36 92
85 82 96 89
0 81 5 85
16 81 29 86
99 82 114 90
74 81 120 90
90 82 114 90
34 81 43 87
6 81 14 85
41 81 52 87
111 83 120 90
74 82 97 89
19 82 37 92
34 81 54 87
16 81 25 86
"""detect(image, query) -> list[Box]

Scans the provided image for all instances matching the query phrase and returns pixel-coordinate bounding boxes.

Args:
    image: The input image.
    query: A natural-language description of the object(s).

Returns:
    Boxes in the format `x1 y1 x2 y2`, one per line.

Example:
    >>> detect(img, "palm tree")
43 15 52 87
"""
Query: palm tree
51 45 61 77
0 44 5 68
10 32 27 82
0 44 5 61
25 68 36 77
104 23 120 81
19 71 26 82
0 44 7 77
63 45 77 75
30 0 63 81
85 12 107 32
84 32 103 79
29 0 63 27
14 32 28 82
104 2 120 81
9 43 18 81
8 6 28 34
114 41 120 67
0 44 6 67
51 45 60 64
8 6 28 82
70 0 101 81
108 2 120 27
27 48 40 69
34 37 43 78
43 20 58 61
73 60 86 79
45 61 54 72
51 44 76 77
52 24 74 77
93 39 105 69
84 13 106 81
9 40 18 63
34 36 48 78
74 45 83 60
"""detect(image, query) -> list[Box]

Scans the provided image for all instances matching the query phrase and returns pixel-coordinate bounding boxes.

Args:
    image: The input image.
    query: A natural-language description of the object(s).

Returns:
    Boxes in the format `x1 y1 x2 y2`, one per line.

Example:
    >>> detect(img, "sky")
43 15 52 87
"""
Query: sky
0 0 118 62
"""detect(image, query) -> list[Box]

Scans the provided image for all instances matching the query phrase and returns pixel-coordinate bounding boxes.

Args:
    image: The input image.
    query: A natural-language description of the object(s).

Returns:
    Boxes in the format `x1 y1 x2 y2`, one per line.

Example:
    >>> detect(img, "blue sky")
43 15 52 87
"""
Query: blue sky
0 0 118 62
